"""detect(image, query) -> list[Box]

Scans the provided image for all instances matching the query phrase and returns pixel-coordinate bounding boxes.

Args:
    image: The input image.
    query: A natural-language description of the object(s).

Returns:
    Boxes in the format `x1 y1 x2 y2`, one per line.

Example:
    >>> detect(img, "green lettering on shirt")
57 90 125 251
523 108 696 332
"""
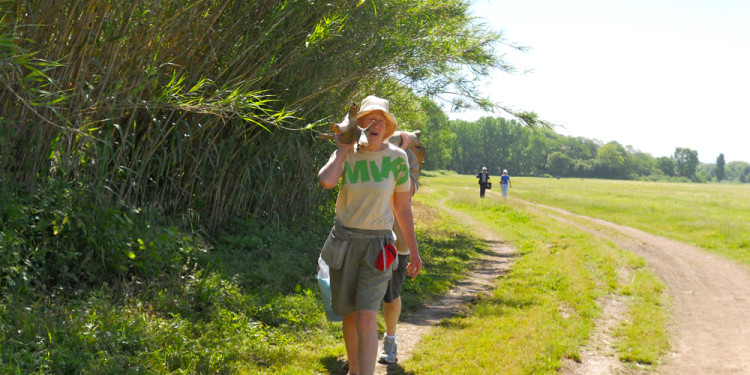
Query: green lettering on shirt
344 155 407 185
344 159 370 184
369 160 384 183
396 162 408 185
387 156 407 183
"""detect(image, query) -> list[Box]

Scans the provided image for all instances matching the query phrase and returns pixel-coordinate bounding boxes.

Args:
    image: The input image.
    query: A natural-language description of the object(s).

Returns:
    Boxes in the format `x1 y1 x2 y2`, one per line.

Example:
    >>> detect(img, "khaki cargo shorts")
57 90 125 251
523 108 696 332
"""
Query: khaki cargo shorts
330 232 398 315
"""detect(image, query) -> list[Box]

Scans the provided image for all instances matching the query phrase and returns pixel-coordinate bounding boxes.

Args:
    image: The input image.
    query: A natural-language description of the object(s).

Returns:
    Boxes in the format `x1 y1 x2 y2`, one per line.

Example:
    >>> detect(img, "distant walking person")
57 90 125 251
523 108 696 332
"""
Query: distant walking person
500 169 511 198
476 167 490 198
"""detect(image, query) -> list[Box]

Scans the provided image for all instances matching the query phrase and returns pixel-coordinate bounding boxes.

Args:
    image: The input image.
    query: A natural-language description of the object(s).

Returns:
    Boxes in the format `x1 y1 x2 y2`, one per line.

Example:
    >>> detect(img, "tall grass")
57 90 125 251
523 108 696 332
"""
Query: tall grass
513 177 750 264
1 0 332 231
1 0 505 232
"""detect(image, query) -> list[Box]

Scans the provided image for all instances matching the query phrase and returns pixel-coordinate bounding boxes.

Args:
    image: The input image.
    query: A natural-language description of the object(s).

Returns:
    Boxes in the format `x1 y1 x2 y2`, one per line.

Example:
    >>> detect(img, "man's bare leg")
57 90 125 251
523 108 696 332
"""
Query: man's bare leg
383 297 401 336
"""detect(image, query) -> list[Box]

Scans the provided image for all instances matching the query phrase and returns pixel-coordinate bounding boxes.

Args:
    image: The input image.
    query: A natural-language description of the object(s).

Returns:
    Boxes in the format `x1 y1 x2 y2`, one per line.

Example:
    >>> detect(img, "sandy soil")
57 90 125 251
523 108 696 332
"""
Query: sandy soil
368 192 750 375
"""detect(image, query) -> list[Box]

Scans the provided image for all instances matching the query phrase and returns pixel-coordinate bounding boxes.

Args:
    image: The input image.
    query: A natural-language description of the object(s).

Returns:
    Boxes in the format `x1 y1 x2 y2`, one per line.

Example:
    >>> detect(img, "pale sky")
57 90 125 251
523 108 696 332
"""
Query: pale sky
448 0 750 163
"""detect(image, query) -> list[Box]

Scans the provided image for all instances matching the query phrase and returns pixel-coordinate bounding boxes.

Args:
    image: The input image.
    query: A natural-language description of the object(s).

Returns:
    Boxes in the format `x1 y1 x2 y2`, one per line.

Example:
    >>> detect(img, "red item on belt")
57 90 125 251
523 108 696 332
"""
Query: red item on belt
377 243 397 271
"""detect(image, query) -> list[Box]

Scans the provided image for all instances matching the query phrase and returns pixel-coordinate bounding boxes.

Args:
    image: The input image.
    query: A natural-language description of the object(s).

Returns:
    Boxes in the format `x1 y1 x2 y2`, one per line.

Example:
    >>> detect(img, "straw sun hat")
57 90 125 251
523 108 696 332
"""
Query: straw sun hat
357 95 398 140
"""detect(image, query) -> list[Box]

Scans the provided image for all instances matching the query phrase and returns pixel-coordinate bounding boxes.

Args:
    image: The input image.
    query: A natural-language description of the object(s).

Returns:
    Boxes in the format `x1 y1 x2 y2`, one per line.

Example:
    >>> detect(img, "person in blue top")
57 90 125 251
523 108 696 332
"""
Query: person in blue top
500 169 511 198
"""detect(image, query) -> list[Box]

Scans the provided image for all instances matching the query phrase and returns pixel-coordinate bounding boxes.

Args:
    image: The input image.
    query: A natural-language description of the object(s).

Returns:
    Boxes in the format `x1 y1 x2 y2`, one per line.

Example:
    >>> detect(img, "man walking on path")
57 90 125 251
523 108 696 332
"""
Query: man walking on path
380 132 421 365
476 167 490 198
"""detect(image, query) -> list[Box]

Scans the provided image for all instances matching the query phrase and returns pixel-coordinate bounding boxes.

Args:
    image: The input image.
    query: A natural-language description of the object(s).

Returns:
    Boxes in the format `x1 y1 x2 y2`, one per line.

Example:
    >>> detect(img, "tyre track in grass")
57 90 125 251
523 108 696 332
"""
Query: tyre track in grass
487 188 638 374
519 198 750 374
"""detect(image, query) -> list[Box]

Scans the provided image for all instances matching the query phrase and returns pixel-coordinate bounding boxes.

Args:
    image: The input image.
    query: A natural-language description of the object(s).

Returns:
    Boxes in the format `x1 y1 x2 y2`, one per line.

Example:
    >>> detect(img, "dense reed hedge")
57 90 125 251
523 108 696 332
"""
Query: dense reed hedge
1 0 505 231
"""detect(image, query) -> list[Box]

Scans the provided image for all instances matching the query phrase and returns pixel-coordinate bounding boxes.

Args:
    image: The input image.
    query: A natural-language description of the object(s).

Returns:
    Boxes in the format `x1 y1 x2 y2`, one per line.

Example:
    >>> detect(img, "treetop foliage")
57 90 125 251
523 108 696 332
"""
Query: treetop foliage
415 114 747 183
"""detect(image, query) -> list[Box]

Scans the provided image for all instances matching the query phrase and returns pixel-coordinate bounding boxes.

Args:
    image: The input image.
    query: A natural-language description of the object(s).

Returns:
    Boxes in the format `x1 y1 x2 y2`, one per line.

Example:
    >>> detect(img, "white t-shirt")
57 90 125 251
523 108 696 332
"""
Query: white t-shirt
332 143 410 231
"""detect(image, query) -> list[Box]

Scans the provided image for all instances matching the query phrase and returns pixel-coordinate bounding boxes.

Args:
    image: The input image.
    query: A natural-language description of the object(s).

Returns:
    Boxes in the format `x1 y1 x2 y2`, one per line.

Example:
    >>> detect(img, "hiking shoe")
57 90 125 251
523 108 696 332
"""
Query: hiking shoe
379 336 398 364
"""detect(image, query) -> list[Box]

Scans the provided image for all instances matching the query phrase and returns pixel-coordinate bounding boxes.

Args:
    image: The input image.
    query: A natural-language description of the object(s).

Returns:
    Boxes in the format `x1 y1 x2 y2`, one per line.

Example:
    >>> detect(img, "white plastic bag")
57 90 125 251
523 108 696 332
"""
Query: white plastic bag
317 256 342 322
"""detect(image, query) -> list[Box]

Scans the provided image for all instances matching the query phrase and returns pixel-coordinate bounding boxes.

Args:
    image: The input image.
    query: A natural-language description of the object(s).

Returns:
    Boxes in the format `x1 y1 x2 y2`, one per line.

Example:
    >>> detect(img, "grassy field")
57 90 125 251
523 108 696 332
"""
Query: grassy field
511 177 750 264
0 196 489 374
14 173 746 373
400 172 669 374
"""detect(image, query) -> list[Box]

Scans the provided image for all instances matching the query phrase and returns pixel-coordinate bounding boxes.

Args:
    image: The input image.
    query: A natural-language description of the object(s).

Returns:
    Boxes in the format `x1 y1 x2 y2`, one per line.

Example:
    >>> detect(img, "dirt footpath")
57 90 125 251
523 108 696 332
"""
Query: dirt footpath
374 193 517 375
525 201 750 374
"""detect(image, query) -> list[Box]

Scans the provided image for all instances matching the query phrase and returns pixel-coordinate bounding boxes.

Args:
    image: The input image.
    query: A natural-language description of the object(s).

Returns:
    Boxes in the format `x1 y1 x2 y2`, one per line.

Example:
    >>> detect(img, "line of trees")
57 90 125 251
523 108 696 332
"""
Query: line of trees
410 110 750 183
